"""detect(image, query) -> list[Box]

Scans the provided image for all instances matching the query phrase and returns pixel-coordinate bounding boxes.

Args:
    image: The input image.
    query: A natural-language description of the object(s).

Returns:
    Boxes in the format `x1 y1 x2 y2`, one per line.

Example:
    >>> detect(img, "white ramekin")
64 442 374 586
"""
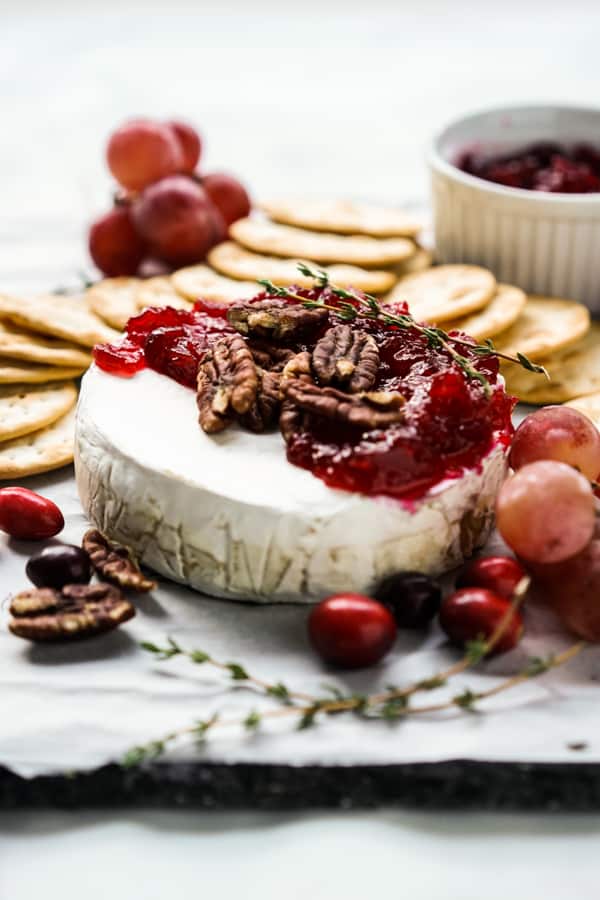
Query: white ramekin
429 105 600 314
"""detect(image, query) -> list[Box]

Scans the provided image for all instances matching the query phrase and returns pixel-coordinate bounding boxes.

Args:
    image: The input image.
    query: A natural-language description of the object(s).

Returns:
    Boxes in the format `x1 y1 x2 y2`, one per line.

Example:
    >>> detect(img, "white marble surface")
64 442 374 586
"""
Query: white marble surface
3 0 600 896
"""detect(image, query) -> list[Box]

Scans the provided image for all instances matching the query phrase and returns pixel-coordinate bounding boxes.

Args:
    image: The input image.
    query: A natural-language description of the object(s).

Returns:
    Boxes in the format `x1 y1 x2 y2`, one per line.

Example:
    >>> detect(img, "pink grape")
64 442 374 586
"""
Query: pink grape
107 119 183 191
132 175 221 266
88 206 146 276
528 518 600 640
168 120 202 172
496 460 596 563
510 405 600 481
202 172 251 226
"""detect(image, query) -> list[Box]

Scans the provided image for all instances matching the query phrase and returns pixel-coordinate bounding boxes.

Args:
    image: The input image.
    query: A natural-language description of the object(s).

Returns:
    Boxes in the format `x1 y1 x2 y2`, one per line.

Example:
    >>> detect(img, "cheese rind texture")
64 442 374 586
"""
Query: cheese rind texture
75 366 508 604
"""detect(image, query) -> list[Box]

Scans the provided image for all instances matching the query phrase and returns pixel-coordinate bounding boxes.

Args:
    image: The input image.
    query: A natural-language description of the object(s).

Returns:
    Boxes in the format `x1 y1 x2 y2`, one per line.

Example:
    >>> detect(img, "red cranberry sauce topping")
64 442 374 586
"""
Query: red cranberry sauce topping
93 306 234 387
93 288 514 501
457 141 600 193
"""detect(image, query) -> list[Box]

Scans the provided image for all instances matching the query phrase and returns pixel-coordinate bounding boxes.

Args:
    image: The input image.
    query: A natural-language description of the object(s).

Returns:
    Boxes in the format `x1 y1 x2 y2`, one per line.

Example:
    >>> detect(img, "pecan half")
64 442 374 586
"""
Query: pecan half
9 583 135 642
241 369 282 433
197 334 259 433
284 382 405 430
279 350 313 442
248 340 295 372
228 300 328 342
312 325 379 393
82 529 157 592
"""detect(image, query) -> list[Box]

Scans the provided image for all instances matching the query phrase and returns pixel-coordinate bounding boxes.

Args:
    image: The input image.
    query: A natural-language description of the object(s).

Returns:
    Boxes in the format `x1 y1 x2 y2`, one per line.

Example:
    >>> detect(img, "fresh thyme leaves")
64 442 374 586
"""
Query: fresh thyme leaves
258 265 548 396
126 594 585 766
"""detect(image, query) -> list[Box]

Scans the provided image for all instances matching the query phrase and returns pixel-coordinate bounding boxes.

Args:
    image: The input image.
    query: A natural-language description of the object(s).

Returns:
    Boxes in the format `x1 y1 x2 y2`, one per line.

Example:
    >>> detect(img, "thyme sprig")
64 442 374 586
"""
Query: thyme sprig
125 580 585 765
257 264 548 397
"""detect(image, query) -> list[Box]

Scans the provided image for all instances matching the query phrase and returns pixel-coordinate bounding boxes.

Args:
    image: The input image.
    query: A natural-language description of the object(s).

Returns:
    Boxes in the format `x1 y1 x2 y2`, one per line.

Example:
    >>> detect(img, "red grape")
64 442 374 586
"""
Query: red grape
106 119 183 191
88 206 146 276
496 460 596 563
202 172 251 226
167 120 202 172
132 175 222 266
510 406 600 481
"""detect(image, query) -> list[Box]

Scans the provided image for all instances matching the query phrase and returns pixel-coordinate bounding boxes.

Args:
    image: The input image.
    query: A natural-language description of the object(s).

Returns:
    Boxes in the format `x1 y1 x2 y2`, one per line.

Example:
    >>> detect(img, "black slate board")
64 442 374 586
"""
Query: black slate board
2 760 600 811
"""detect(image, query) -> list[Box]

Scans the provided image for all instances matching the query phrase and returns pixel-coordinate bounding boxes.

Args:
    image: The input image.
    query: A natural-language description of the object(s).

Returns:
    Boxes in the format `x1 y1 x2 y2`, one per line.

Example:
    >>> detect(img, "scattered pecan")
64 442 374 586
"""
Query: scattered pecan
284 382 405 430
228 300 328 342
312 325 379 393
241 369 282 433
279 350 313 442
280 400 307 443
8 583 135 642
197 334 259 433
82 529 157 592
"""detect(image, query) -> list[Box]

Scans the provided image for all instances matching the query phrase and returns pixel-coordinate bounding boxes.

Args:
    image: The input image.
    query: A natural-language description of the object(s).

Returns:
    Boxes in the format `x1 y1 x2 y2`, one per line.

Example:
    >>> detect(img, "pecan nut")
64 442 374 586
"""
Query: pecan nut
197 334 259 433
82 529 157 592
9 583 135 642
241 369 282 433
284 382 405 430
312 325 379 393
228 300 328 342
248 340 295 372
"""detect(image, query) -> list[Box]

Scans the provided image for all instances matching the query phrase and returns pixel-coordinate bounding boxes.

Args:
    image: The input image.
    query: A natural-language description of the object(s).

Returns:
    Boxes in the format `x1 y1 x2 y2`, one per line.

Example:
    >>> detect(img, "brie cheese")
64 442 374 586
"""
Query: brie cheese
75 366 508 604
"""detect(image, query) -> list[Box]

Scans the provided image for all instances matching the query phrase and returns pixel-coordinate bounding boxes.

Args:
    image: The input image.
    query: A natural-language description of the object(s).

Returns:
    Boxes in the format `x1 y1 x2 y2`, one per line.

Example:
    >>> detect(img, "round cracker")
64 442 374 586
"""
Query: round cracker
229 219 415 268
87 278 141 330
259 197 422 237
0 294 119 348
564 392 600 429
171 264 260 303
492 295 590 361
502 323 600 404
0 406 75 479
208 242 397 293
136 276 193 311
0 322 91 369
441 284 527 341
0 381 77 442
0 362 86 384
384 264 496 323
393 246 433 278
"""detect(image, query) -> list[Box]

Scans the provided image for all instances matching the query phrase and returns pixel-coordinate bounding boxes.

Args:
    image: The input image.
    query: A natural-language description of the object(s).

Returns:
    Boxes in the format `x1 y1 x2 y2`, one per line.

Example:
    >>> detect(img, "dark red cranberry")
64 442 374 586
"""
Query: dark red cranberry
455 556 526 599
439 588 523 656
26 545 92 589
93 339 145 377
374 571 441 628
308 593 397 669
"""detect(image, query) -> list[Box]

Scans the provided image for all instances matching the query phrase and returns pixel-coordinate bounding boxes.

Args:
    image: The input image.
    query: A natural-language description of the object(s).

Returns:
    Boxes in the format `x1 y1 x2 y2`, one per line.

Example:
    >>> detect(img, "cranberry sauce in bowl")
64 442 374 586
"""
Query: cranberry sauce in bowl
456 142 600 193
93 288 514 504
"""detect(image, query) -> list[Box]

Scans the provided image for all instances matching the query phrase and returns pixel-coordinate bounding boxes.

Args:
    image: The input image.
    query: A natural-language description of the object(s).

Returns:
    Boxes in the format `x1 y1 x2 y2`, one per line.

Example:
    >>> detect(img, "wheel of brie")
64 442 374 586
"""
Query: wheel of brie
76 291 513 604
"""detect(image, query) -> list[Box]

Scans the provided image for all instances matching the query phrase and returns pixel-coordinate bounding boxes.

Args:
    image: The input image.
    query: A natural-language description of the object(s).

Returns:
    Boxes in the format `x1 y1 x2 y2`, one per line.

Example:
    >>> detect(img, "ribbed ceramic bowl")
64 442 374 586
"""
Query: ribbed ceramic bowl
430 105 600 314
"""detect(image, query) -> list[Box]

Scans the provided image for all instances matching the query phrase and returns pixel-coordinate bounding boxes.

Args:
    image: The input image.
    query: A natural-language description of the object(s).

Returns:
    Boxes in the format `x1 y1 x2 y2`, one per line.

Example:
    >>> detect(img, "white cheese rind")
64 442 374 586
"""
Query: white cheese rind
75 366 508 604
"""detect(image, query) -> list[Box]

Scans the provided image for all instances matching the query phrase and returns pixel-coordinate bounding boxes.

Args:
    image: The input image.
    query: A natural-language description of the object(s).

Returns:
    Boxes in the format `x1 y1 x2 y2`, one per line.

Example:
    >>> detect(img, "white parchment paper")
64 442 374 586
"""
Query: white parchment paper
1 468 599 779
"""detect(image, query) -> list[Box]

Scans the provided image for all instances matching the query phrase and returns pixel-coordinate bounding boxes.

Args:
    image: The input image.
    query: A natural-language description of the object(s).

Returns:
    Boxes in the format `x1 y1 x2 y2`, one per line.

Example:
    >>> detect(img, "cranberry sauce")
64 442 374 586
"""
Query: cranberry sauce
93 288 515 501
93 304 234 386
457 142 600 193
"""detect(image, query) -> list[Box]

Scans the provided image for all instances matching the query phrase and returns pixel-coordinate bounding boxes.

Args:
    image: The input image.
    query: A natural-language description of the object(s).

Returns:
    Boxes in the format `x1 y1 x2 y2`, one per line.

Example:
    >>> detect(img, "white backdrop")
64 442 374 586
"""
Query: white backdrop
2 1 600 896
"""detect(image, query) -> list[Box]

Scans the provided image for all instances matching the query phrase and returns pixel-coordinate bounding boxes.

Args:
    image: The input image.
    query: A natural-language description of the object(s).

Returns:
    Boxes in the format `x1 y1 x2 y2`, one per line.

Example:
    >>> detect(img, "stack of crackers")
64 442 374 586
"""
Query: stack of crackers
0 294 118 479
3 196 600 480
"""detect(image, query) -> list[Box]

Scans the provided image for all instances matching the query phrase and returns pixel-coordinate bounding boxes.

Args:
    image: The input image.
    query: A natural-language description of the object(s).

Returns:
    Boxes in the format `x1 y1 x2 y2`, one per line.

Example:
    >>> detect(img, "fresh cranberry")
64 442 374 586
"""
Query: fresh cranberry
439 588 523 656
93 339 145 377
374 571 441 628
308 593 397 669
0 488 64 541
455 556 526 599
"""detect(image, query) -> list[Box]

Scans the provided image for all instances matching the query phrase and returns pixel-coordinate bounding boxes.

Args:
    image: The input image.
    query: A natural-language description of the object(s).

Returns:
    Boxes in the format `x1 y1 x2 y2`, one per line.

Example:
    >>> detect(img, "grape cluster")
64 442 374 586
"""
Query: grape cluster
89 118 251 276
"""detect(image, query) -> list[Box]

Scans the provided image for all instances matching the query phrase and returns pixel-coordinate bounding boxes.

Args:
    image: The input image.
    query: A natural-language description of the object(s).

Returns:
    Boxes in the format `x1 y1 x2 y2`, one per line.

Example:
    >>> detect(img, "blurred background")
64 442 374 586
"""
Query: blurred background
3 0 600 294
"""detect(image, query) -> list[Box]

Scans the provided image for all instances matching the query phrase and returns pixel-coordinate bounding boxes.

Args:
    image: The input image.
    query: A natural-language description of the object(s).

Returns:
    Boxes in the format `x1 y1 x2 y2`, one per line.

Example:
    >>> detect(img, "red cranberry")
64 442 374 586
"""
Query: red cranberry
26 545 92 589
374 571 441 628
455 556 526 600
126 306 196 347
308 593 397 669
93 339 145 377
0 488 64 541
439 588 523 656
194 298 230 319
